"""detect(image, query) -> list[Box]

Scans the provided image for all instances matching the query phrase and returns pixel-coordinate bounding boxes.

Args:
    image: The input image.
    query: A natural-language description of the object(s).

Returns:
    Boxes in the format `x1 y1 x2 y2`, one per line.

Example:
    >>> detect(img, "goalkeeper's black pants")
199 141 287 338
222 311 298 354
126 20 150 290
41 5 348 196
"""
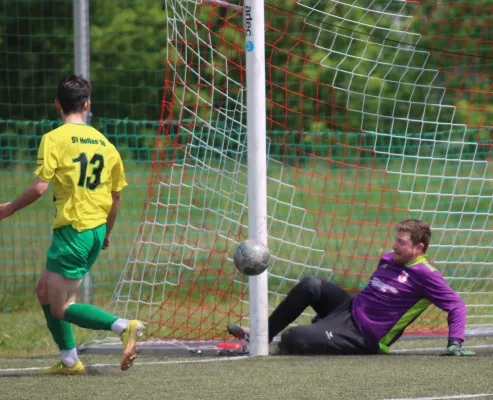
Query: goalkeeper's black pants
268 276 377 355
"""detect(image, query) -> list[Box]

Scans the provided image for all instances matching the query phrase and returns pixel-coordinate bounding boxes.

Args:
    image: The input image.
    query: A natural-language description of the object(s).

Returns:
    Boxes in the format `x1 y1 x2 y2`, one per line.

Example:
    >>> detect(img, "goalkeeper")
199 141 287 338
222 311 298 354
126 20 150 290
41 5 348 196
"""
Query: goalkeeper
0 75 145 374
228 219 475 356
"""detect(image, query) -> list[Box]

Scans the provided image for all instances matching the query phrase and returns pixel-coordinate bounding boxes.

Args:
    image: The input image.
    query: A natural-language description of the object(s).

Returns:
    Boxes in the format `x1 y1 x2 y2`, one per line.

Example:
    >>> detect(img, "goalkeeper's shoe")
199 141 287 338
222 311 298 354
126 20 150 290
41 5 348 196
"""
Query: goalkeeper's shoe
120 320 145 371
227 324 250 342
440 340 476 356
38 360 85 376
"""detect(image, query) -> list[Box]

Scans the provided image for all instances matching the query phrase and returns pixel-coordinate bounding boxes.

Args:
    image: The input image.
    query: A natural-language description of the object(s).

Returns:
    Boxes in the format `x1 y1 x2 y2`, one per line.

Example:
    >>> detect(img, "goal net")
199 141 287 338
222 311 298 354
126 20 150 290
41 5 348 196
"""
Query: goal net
82 0 493 353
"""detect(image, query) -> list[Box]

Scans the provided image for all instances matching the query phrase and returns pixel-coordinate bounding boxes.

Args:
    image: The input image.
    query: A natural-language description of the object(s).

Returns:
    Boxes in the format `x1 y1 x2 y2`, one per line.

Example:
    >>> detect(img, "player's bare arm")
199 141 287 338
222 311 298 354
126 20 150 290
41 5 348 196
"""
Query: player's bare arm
102 190 121 250
0 178 50 221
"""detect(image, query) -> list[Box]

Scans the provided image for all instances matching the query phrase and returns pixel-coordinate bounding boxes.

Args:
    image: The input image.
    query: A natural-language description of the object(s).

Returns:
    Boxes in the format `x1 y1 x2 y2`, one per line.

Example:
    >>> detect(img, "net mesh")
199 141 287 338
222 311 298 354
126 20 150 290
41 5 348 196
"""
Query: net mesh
99 0 493 345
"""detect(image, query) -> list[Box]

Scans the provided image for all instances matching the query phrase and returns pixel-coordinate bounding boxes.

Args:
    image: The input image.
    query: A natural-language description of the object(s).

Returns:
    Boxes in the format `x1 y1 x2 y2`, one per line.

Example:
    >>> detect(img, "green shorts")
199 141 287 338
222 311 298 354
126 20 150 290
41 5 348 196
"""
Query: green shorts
46 224 107 280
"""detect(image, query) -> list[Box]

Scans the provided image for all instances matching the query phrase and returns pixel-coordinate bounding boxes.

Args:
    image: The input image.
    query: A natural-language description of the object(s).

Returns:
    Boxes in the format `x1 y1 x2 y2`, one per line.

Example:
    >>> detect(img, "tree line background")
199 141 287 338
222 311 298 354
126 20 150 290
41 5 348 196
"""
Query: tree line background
0 0 491 165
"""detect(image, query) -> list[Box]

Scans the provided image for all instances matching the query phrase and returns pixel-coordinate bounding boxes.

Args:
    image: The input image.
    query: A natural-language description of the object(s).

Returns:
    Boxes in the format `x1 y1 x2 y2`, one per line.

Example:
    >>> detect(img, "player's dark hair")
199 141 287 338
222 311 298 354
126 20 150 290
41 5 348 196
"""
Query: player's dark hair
395 219 431 252
56 75 91 114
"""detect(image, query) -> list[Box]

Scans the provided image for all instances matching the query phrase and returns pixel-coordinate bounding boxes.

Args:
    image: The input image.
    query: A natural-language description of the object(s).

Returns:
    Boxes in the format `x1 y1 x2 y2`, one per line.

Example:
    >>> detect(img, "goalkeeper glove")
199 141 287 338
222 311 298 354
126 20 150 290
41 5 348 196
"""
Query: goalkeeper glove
441 340 476 356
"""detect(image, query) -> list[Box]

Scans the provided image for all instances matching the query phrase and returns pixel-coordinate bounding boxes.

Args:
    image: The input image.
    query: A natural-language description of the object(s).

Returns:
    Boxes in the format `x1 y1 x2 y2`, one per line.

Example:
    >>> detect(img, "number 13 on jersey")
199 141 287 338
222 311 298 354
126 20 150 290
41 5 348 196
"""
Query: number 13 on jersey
72 153 105 190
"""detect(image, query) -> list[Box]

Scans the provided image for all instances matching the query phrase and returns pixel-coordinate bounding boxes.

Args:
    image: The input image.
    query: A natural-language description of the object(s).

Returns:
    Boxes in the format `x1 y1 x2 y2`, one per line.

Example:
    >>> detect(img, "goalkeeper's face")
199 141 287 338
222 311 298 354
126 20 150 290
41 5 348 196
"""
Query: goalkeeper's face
392 231 424 265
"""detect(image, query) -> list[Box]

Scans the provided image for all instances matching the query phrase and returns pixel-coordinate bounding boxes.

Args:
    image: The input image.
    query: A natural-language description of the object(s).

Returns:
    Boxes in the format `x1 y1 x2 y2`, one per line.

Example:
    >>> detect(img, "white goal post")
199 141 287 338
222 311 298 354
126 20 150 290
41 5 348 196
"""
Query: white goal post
243 0 269 357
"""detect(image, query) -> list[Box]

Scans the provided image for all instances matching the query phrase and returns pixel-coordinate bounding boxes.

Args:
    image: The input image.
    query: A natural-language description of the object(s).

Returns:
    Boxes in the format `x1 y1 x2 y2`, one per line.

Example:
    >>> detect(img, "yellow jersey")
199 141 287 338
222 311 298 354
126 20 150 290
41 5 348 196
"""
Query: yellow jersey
35 123 128 231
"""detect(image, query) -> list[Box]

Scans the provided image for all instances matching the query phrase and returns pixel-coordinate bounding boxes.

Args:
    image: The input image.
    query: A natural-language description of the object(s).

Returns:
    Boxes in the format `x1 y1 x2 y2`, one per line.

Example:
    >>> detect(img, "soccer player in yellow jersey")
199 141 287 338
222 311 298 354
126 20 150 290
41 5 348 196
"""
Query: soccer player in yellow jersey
0 75 144 375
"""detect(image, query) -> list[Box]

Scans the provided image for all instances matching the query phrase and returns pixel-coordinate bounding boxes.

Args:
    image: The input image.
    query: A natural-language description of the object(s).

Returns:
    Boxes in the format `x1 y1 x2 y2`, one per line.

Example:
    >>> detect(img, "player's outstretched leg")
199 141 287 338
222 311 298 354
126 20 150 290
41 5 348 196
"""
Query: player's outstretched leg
227 324 250 342
38 360 85 376
120 320 145 371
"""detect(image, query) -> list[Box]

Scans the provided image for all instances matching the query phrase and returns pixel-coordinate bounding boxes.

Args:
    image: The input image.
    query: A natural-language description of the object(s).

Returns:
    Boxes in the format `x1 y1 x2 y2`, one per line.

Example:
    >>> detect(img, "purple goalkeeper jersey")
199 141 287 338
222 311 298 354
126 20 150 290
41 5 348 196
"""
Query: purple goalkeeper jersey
352 252 466 351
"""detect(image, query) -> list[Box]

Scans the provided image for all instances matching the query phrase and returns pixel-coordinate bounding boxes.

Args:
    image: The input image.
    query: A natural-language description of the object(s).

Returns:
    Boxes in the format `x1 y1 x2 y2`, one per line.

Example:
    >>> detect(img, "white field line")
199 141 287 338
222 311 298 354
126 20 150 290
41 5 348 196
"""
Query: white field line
384 394 493 400
393 343 493 353
0 355 250 373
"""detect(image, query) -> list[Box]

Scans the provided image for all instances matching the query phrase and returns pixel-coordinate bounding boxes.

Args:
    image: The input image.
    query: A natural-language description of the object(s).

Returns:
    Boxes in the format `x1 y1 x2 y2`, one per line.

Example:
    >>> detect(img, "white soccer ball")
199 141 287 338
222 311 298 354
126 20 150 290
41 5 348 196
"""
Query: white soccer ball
233 239 270 276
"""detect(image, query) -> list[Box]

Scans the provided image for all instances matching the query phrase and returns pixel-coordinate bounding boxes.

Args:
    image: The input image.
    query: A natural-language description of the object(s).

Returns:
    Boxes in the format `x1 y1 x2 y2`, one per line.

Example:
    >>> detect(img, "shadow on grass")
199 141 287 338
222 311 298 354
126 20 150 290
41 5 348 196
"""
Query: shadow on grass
0 366 111 378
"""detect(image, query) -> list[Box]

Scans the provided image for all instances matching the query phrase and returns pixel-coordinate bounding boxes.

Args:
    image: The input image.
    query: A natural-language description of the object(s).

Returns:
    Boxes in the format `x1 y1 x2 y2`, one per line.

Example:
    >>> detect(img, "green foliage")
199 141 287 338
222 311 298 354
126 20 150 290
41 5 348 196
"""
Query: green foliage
0 1 491 170
0 1 74 120
0 0 166 122
90 1 166 120
2 1 491 134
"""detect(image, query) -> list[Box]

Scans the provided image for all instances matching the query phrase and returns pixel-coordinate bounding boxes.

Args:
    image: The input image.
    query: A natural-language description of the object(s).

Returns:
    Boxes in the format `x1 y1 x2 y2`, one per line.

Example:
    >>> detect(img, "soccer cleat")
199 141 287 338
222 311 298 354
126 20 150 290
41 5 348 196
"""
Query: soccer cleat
227 324 250 342
120 320 145 371
38 360 85 376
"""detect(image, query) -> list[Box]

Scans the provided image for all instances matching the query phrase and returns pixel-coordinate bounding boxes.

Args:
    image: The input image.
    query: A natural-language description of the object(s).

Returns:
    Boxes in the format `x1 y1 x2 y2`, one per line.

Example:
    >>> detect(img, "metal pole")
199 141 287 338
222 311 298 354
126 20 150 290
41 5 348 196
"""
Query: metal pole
74 0 91 124
245 0 269 356
74 0 92 303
